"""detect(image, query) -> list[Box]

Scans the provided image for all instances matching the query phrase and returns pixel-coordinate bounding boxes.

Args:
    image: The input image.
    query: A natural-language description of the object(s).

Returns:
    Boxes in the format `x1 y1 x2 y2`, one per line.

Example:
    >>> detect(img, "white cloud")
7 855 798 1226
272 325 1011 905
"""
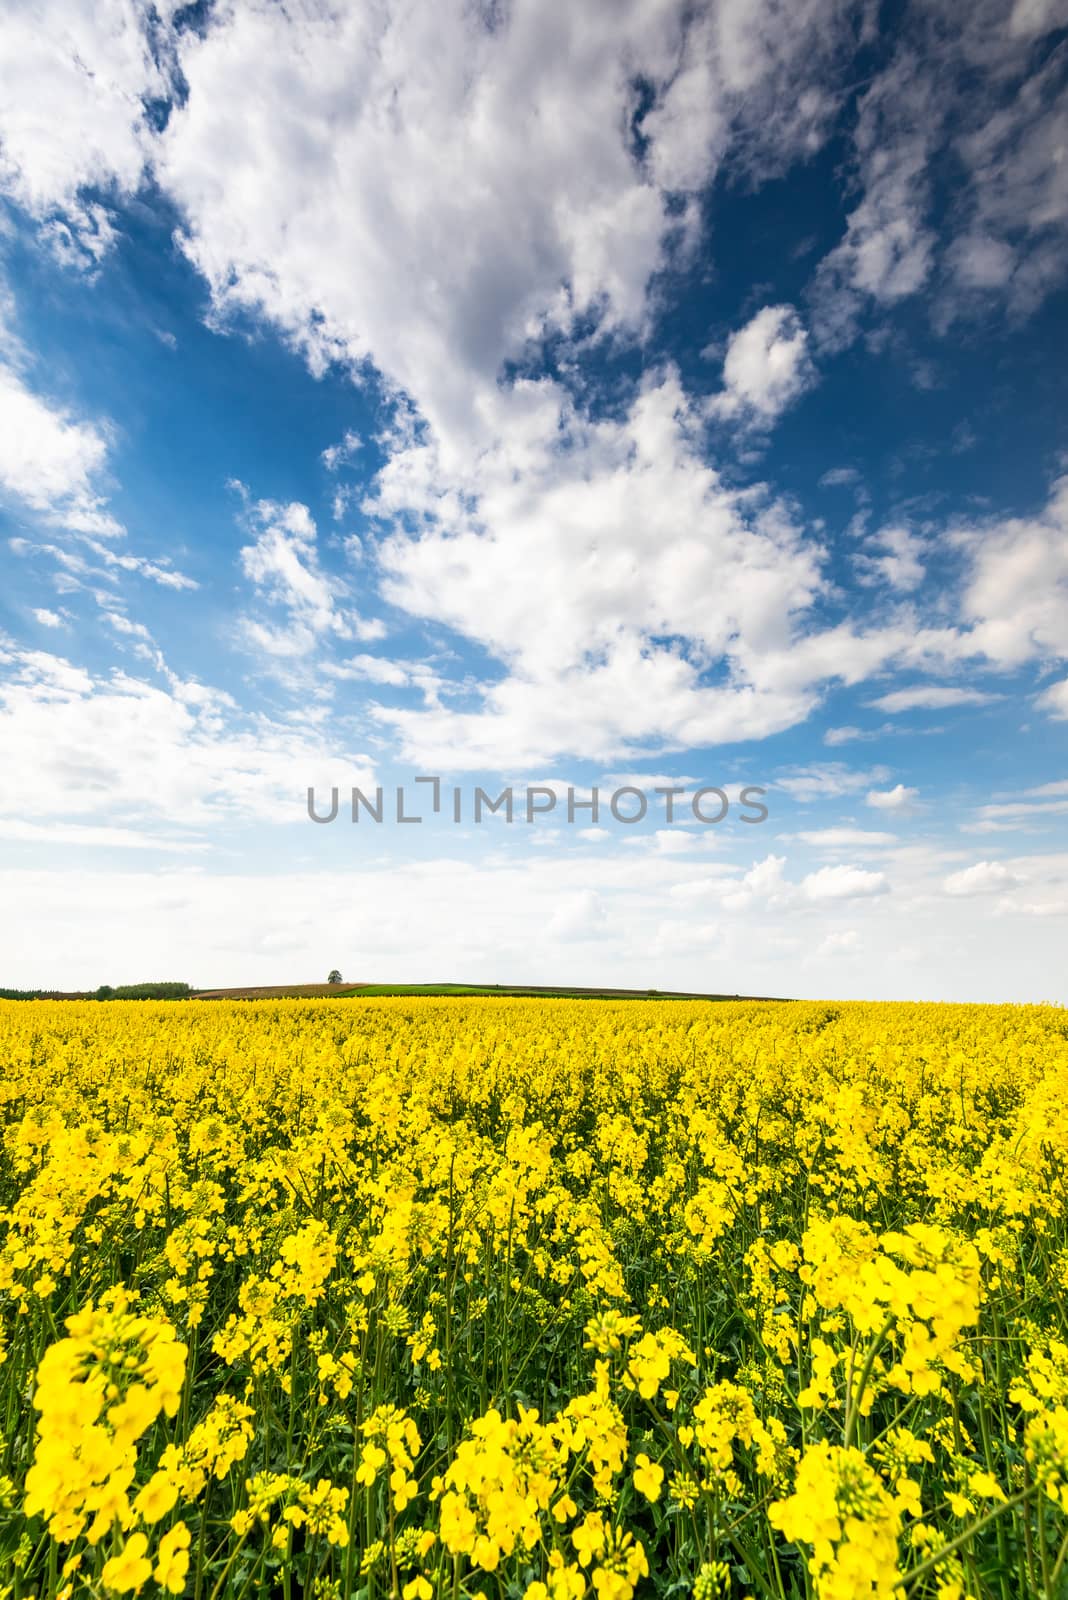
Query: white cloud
103 611 152 642
0 0 172 265
0 835 1064 999
0 819 207 852
0 644 376 834
364 370 838 767
1 0 1064 787
955 475 1068 666
11 534 195 596
32 607 66 628
602 773 700 791
321 430 363 471
776 764 891 802
0 361 121 535
708 304 814 425
0 293 196 597
647 828 706 855
547 889 607 940
1036 677 1068 719
718 853 789 911
854 526 926 593
866 783 918 811
360 362 994 768
151 0 865 460
944 860 1020 896
324 654 444 705
238 497 384 659
794 827 897 847
813 51 937 346
84 536 197 591
160 1 676 456
948 44 1068 317
801 863 889 900
814 6 1068 341
949 232 1016 291
814 928 861 957
326 655 411 689
1008 0 1068 36
868 684 998 713
968 783 1068 831
822 723 929 746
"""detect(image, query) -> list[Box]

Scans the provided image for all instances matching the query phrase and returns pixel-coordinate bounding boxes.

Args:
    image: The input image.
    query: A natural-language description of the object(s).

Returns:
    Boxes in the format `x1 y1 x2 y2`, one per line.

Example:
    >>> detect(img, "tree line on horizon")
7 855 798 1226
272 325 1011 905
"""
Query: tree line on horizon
0 982 193 1001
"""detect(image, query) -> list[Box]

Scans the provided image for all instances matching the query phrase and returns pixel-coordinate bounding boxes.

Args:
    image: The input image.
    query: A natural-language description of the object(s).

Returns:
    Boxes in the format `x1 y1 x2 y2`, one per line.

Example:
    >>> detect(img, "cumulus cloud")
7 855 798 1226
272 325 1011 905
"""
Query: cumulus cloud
944 860 1020 895
1036 677 1068 719
1 0 1065 778
360 365 1005 767
3 840 1065 996
866 783 919 810
0 361 121 536
718 853 789 911
143 0 872 460
158 1 682 455
708 305 815 425
801 863 890 900
0 0 173 266
955 475 1068 667
357 371 845 766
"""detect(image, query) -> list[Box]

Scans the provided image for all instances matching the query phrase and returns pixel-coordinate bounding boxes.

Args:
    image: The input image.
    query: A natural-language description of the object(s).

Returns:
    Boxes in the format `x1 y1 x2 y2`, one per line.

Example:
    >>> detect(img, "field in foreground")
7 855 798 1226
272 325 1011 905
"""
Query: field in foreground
0 998 1066 1600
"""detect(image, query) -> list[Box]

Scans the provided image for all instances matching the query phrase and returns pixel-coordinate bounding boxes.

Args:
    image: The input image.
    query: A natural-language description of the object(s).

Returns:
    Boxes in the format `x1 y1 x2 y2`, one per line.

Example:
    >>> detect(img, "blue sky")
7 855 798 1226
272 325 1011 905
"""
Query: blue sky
0 0 1066 999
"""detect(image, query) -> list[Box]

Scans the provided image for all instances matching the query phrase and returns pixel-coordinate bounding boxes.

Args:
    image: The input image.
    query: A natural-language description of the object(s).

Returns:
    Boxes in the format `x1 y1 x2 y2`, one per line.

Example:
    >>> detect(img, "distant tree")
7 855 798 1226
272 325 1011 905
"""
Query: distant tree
95 985 115 1000
110 982 192 1000
328 969 343 985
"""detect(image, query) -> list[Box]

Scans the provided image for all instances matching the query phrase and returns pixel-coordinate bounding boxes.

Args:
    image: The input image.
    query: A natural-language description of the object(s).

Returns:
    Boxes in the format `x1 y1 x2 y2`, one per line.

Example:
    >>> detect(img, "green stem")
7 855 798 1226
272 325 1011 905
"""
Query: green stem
895 1488 1033 1591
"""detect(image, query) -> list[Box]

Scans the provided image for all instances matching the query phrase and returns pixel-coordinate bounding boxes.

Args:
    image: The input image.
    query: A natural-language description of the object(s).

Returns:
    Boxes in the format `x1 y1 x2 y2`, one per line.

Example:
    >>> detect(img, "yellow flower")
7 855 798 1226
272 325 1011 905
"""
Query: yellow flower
133 1471 179 1525
356 1442 387 1486
573 1512 607 1568
632 1454 664 1502
101 1532 153 1594
154 1522 191 1595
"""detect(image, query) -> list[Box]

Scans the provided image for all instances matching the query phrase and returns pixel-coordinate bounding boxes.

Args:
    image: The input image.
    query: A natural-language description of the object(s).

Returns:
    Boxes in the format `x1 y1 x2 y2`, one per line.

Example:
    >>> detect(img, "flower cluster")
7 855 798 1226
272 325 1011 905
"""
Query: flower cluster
24 1292 186 1544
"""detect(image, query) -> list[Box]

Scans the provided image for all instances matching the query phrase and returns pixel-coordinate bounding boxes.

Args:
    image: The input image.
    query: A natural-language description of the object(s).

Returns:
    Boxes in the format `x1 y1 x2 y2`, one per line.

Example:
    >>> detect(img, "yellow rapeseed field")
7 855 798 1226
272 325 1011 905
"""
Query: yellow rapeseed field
1 997 1067 1600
